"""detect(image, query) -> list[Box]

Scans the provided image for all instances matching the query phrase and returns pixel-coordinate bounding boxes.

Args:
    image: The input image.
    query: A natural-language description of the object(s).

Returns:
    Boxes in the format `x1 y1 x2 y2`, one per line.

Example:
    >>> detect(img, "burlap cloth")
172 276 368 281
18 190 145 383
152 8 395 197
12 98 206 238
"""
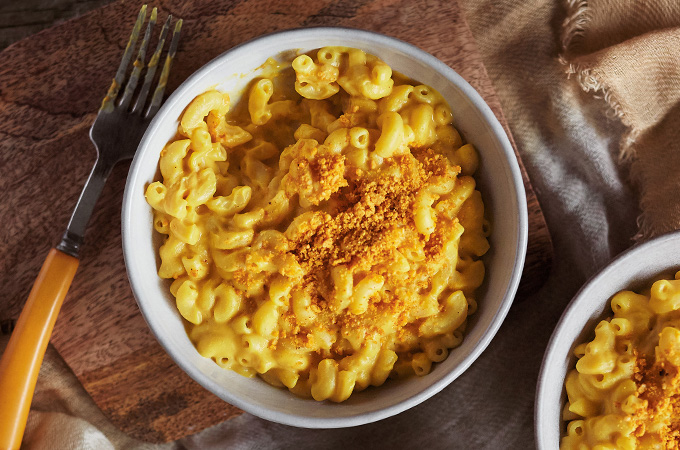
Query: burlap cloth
561 0 680 239
4 0 679 448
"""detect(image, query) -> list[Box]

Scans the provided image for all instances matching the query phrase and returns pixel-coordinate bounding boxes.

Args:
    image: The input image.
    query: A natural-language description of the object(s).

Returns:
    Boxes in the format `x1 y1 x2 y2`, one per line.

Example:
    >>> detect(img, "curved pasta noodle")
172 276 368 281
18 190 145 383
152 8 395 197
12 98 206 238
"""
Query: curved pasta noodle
181 90 230 136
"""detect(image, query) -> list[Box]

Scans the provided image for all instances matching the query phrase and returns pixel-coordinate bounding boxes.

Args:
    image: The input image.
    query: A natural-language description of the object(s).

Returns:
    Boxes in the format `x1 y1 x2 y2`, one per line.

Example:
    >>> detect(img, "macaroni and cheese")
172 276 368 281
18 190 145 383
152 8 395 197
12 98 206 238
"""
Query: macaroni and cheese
146 47 490 401
562 271 680 448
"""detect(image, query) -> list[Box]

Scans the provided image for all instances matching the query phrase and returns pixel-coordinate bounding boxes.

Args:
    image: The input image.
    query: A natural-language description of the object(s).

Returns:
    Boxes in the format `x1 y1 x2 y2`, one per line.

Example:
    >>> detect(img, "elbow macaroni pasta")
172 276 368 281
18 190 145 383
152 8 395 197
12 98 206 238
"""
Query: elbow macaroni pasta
146 47 490 402
561 271 680 449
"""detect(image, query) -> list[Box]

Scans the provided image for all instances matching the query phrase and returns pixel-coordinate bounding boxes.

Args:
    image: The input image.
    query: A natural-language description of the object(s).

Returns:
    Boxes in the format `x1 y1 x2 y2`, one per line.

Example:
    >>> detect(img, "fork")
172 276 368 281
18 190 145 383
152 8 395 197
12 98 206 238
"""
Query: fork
0 6 181 449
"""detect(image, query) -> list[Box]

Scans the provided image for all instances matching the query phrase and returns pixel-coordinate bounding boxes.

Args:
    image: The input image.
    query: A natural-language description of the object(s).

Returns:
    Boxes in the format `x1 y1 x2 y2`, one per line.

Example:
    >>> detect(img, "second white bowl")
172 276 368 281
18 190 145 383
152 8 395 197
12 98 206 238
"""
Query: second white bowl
535 230 680 448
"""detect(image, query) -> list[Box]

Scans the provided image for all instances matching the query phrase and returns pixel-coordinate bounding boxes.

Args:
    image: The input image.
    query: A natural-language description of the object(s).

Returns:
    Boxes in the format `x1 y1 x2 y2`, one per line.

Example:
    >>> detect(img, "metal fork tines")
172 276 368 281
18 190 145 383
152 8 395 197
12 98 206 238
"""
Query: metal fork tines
57 6 182 258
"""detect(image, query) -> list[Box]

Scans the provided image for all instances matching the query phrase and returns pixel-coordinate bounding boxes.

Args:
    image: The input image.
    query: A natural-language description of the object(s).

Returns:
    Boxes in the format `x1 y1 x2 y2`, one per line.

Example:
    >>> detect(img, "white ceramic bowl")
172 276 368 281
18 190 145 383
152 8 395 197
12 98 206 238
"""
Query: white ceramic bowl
535 230 680 448
122 27 528 428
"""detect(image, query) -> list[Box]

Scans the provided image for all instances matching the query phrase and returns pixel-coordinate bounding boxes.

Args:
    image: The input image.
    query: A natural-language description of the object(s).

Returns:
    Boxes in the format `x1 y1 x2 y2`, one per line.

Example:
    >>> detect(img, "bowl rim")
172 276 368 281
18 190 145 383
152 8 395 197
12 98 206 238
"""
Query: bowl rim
122 26 529 428
534 228 680 448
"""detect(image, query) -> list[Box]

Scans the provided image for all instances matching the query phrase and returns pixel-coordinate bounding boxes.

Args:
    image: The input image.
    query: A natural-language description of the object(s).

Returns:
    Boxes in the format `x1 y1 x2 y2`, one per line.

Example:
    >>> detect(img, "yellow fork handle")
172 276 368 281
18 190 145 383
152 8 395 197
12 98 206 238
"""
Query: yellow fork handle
0 248 79 450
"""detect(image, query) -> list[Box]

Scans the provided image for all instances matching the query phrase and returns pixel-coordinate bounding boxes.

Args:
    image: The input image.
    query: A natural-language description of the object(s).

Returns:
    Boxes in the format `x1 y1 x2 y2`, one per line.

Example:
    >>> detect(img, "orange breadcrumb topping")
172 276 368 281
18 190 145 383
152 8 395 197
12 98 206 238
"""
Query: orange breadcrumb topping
632 354 680 447
279 148 460 352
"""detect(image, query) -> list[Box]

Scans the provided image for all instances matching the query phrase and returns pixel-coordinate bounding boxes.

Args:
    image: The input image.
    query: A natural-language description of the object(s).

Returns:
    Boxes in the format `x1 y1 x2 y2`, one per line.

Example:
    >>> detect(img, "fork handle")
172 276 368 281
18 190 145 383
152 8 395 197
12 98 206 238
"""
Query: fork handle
0 249 79 450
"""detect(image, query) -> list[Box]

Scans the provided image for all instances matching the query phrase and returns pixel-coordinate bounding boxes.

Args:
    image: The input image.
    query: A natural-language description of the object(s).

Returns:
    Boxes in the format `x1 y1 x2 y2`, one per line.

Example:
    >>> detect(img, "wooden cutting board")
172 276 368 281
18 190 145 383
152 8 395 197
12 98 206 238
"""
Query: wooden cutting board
0 0 552 443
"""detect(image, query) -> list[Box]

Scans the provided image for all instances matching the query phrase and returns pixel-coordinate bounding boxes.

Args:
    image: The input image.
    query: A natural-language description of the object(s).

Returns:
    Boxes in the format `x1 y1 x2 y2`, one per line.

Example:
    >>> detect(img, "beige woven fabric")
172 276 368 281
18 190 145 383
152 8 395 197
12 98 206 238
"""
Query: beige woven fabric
561 0 680 238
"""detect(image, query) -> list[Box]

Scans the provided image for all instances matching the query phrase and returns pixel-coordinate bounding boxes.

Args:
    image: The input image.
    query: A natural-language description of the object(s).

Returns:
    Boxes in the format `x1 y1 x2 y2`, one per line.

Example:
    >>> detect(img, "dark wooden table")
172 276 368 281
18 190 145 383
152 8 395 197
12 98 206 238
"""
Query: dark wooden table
0 0 112 50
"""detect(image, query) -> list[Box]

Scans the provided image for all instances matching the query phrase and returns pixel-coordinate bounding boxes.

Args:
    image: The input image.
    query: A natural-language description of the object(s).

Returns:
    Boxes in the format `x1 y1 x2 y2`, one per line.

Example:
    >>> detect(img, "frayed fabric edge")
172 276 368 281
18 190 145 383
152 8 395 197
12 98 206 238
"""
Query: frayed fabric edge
561 61 627 122
559 0 630 133
560 59 634 161
559 0 655 241
633 194 678 242
562 57 654 241
634 217 654 242
562 0 589 51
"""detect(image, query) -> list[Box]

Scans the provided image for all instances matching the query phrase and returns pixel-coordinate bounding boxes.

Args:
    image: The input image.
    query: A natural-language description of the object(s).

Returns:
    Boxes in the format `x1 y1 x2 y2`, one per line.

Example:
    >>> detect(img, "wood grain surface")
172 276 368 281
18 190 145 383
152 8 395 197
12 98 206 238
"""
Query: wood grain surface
0 0 552 443
0 0 113 50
